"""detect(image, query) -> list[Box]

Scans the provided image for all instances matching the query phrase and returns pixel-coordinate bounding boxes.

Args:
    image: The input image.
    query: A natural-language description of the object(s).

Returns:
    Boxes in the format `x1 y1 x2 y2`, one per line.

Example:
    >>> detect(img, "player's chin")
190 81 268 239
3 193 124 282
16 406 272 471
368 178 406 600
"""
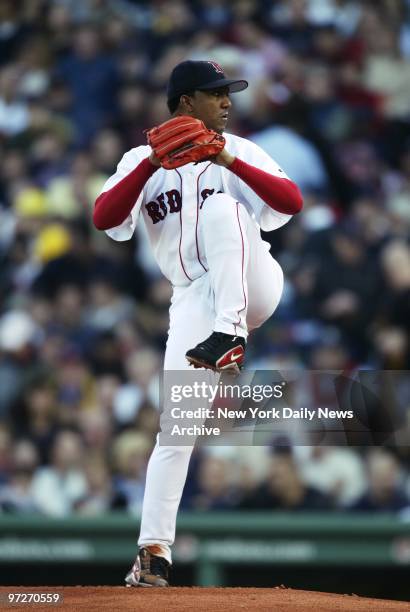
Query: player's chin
215 119 228 133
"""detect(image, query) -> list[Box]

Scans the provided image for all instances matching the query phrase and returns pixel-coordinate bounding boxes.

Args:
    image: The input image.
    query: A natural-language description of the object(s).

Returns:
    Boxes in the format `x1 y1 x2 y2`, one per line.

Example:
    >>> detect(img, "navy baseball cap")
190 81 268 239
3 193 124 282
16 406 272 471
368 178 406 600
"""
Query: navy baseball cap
167 60 248 102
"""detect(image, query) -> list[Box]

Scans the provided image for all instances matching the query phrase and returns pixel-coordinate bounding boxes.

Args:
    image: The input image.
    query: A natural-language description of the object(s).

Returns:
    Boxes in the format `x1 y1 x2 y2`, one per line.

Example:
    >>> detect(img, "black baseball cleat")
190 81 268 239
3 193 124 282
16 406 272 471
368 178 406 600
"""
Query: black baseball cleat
186 331 246 373
124 547 170 587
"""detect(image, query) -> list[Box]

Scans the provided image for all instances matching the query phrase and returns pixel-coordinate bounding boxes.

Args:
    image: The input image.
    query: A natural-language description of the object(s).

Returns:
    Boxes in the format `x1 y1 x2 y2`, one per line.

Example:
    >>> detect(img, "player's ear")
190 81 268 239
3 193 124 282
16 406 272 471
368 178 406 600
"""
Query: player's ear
180 93 195 113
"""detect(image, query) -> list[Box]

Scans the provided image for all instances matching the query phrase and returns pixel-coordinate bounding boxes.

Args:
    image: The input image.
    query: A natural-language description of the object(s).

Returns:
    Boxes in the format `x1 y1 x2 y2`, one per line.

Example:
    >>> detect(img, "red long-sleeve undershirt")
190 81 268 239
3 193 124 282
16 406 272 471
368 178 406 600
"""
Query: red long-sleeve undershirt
229 157 303 215
93 156 303 230
93 157 158 230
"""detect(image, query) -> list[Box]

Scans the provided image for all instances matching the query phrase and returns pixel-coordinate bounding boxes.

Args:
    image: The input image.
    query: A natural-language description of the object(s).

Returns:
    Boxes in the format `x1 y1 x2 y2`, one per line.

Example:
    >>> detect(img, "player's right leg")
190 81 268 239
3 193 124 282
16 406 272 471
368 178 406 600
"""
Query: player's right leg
125 275 216 587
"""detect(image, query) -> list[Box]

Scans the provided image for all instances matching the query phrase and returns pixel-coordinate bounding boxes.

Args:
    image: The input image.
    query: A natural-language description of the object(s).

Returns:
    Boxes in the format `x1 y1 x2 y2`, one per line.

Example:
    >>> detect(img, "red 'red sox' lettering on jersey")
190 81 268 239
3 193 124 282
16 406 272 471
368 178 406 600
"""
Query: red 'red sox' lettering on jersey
200 188 223 207
146 188 223 223
146 189 182 223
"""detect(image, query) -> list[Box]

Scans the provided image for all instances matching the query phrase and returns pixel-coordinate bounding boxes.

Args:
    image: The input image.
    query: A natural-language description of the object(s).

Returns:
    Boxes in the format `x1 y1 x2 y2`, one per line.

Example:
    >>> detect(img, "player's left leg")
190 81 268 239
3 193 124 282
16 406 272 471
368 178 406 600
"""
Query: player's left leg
245 211 284 332
186 193 282 371
185 194 250 371
197 193 250 339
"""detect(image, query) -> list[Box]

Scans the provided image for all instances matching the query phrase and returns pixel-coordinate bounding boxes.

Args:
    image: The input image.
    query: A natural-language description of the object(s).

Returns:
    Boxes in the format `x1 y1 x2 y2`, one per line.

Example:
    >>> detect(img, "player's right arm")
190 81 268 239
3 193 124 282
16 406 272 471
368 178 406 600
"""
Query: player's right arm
93 149 159 231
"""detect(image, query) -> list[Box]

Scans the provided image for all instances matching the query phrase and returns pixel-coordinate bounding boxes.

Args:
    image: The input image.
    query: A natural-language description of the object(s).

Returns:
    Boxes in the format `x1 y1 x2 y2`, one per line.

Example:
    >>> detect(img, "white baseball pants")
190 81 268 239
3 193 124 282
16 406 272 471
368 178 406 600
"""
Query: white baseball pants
138 194 284 563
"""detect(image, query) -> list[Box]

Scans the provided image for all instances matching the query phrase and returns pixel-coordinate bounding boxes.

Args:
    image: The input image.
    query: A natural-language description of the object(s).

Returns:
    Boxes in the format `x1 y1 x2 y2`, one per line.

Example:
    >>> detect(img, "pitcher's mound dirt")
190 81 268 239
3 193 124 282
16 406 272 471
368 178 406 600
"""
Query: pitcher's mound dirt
0 586 409 611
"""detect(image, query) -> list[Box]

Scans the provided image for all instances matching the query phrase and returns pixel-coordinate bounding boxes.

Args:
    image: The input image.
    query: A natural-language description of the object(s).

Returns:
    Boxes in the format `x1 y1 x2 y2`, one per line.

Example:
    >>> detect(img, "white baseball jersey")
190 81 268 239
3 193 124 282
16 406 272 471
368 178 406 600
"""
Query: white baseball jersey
100 133 292 287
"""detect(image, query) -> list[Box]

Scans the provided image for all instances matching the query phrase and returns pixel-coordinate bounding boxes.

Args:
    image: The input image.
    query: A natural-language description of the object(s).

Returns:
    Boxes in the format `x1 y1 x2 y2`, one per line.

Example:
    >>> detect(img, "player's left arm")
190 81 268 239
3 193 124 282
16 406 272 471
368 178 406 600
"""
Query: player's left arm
214 147 303 215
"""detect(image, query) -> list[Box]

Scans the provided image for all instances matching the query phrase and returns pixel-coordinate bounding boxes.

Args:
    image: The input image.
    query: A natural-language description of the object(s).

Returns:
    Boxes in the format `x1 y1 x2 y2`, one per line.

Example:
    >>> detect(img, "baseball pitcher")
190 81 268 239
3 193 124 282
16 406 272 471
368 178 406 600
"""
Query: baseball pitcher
93 60 303 586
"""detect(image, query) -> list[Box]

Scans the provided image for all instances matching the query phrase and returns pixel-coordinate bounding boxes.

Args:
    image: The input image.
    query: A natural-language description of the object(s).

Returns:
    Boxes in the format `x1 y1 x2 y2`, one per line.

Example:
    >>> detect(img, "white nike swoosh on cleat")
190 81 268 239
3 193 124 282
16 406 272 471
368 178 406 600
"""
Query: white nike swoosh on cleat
230 352 243 361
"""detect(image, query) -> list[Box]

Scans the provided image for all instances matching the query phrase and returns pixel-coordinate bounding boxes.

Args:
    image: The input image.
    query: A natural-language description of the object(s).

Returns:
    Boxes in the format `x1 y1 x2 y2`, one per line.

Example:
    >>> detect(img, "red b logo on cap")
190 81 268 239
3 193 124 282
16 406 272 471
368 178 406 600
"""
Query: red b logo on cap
208 61 224 74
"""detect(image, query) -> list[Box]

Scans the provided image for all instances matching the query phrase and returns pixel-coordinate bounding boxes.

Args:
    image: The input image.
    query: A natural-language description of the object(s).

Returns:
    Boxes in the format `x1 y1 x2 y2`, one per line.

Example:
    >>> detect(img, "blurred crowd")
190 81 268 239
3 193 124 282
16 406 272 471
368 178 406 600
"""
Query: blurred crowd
0 0 409 517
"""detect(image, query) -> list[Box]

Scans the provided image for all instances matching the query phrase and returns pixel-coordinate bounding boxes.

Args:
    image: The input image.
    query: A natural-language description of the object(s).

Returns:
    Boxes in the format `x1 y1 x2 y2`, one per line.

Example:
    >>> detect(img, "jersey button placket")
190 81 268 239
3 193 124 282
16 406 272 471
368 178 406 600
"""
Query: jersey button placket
182 170 197 217
179 170 198 278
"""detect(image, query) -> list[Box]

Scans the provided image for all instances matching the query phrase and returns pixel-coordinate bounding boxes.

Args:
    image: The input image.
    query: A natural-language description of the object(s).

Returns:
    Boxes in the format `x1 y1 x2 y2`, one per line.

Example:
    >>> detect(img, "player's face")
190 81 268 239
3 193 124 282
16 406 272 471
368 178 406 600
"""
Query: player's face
189 87 232 133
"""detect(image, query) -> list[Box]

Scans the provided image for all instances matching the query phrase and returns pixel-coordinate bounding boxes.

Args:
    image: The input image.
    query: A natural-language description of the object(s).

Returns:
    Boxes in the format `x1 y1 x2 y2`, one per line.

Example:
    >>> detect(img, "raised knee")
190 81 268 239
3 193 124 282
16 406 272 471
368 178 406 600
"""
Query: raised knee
203 193 235 210
201 193 244 222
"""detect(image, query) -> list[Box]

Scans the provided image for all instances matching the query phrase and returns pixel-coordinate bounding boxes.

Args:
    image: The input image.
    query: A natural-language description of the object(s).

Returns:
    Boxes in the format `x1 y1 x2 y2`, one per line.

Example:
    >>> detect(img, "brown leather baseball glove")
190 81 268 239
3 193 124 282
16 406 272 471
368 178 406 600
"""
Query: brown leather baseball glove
146 115 225 170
